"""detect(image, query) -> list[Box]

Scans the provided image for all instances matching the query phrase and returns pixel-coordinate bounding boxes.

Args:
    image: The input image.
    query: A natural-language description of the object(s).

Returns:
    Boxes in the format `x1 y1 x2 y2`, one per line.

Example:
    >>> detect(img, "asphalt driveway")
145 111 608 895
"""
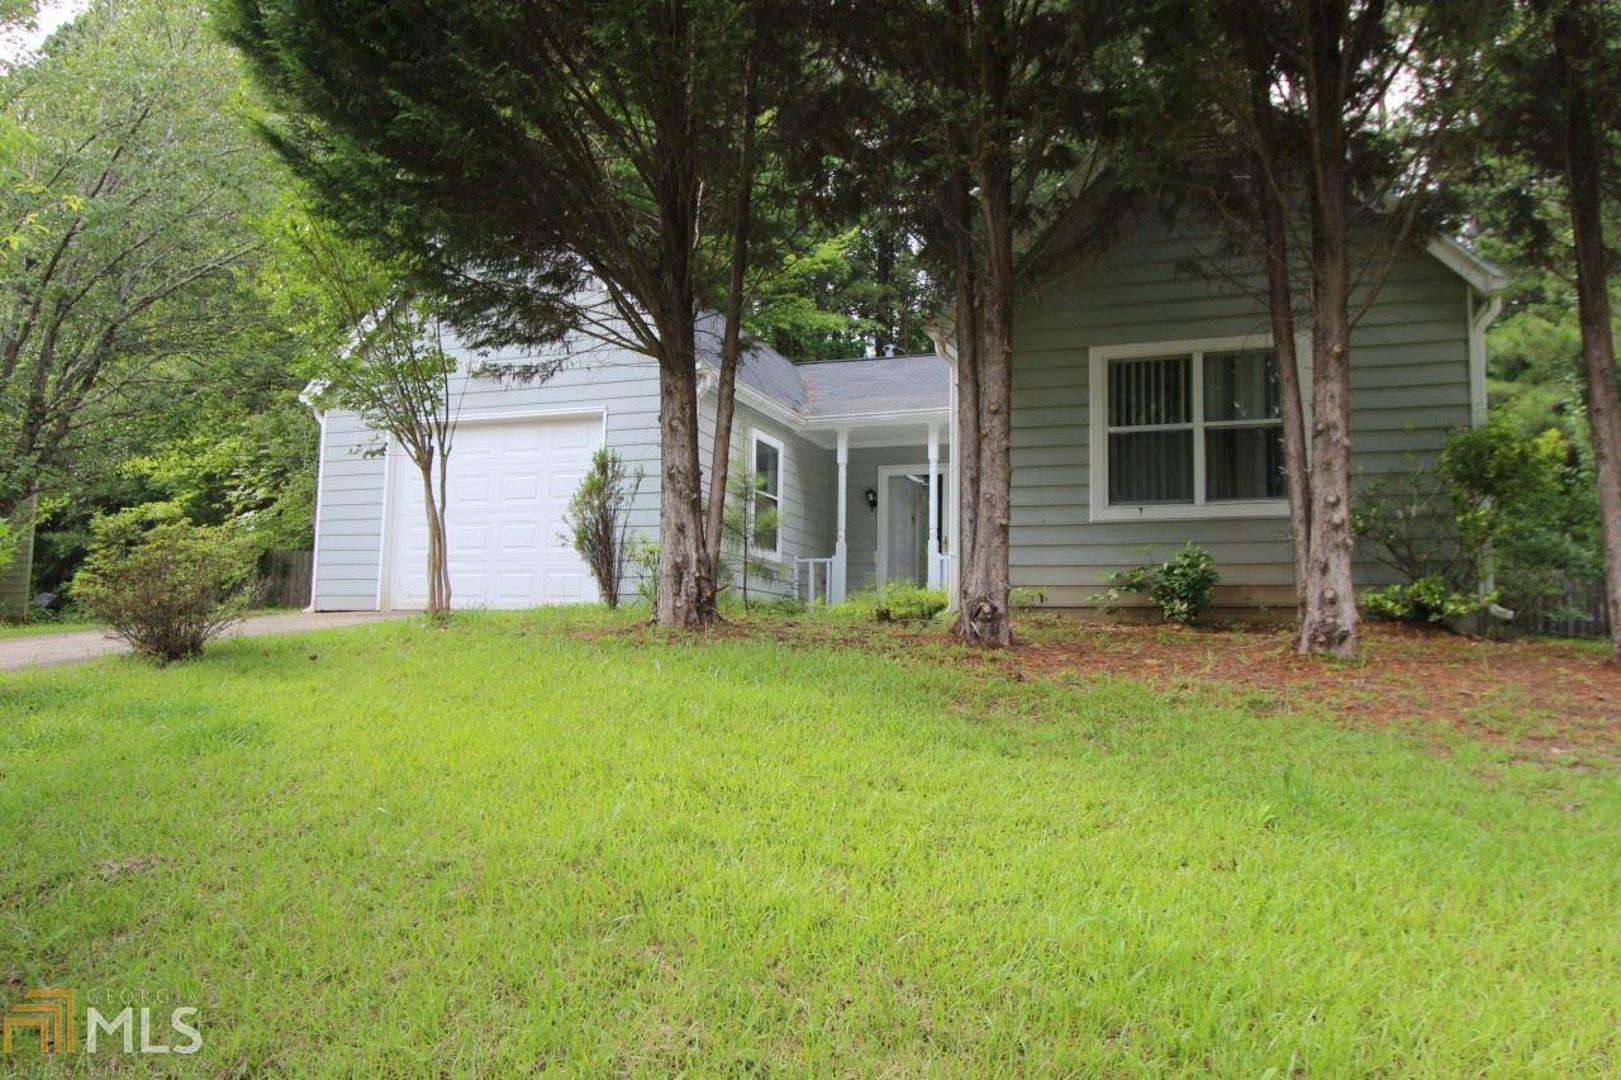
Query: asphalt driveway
0 611 407 671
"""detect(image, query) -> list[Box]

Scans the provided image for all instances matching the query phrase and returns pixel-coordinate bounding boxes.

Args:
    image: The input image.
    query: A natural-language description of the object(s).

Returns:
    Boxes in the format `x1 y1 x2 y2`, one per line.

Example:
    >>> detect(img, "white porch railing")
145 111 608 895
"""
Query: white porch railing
795 556 835 606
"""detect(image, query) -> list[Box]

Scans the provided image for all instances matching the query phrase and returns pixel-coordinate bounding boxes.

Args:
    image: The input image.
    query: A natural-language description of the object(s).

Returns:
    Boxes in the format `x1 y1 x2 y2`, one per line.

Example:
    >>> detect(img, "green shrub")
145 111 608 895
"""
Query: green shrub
631 540 660 608
1100 544 1220 624
1009 587 1048 608
71 507 259 665
1354 416 1599 617
1362 576 1488 625
874 582 948 621
562 449 642 608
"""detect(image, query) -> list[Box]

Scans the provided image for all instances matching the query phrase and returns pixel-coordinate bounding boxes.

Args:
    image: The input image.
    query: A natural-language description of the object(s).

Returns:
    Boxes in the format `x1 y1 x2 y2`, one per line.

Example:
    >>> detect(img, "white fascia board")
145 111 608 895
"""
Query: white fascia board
802 407 952 429
1426 236 1509 297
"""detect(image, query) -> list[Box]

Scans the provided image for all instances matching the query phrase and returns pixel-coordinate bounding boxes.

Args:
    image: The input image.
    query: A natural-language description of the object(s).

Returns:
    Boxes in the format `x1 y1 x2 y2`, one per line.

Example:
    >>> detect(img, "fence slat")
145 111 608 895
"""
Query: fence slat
1513 578 1610 640
262 549 313 609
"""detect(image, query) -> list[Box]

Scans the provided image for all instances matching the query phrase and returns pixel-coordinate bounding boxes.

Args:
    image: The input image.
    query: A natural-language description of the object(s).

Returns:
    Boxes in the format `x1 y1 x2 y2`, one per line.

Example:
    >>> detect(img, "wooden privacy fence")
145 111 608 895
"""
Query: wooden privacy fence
261 549 314 609
1509 577 1611 640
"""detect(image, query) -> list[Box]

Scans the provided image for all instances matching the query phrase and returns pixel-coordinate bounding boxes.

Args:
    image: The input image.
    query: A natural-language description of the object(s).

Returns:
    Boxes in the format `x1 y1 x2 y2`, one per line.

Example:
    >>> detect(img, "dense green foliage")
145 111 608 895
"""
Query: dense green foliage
1362 576 1487 625
70 505 258 663
873 582 949 621
0 1 314 593
1 609 1616 1072
1102 544 1222 625
1355 416 1599 620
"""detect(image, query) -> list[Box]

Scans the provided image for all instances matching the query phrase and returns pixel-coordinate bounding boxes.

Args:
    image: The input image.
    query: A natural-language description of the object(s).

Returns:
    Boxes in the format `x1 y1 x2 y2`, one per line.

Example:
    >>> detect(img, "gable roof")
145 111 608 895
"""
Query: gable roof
1425 236 1509 296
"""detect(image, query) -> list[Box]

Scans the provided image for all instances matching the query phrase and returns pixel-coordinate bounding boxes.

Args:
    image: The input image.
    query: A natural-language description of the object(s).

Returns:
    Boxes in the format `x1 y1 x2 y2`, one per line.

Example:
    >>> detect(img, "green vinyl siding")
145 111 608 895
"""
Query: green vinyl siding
1010 213 1474 609
696 397 838 601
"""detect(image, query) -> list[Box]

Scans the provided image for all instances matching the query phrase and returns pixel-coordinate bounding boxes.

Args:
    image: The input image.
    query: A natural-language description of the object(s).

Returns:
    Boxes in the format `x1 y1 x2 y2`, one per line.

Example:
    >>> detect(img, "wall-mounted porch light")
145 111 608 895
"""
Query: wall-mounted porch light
864 487 878 511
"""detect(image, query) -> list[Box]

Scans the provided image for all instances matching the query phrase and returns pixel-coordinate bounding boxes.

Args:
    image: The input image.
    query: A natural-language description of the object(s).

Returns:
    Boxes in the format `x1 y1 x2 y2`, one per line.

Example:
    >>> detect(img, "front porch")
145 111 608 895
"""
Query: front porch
792 418 952 605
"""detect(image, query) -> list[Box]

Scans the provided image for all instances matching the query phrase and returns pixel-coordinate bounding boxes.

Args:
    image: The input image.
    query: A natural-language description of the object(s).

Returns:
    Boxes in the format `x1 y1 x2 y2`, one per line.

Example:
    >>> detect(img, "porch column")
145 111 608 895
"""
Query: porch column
834 428 849 603
926 423 941 588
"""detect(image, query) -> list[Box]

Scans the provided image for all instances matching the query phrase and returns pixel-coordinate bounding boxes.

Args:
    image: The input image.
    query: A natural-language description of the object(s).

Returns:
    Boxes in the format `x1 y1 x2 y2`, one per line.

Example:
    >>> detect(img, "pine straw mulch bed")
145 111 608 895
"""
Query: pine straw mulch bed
975 617 1621 768
574 613 1621 768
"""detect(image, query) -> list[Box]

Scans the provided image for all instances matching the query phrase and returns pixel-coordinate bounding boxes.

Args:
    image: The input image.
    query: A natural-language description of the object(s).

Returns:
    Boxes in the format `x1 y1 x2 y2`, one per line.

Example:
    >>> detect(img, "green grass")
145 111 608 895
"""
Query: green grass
1 609 1617 1075
0 618 98 640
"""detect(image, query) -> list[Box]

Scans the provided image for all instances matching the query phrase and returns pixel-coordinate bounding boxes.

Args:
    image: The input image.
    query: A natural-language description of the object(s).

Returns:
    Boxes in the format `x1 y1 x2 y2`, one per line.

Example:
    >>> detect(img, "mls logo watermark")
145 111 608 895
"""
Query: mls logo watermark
2 987 202 1057
0 989 74 1055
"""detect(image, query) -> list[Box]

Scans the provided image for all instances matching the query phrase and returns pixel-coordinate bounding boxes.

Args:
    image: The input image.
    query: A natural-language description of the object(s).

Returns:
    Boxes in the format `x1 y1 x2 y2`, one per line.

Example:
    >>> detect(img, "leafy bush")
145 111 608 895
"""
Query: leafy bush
1009 587 1048 608
874 582 948 621
562 449 642 608
1354 416 1599 619
1362 576 1488 625
1100 544 1220 624
0 518 12 578
632 540 660 608
71 507 259 665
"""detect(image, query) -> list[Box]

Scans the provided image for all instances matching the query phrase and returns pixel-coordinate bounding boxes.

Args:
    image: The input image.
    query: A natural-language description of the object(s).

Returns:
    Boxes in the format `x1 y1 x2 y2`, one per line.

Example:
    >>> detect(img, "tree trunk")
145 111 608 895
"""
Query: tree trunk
654 316 713 629
1297 5 1360 657
418 460 449 616
1558 0 1621 664
1263 203 1312 625
703 29 760 593
873 228 896 355
1244 17 1311 623
959 138 1014 647
944 166 981 616
648 0 713 630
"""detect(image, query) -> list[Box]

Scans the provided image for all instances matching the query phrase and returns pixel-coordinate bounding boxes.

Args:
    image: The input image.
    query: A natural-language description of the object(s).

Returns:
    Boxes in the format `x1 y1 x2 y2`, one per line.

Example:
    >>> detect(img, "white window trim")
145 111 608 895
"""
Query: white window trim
749 429 785 561
1088 332 1311 523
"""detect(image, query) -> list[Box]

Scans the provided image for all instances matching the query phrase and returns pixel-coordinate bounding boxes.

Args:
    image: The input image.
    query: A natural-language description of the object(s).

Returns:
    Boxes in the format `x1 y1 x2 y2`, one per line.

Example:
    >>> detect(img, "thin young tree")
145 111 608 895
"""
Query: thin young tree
701 2 818 604
261 201 462 615
1116 1 1317 625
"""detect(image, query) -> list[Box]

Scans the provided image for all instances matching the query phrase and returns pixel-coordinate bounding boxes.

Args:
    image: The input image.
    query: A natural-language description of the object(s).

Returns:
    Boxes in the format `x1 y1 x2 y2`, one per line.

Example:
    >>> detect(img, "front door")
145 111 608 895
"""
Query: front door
877 467 943 587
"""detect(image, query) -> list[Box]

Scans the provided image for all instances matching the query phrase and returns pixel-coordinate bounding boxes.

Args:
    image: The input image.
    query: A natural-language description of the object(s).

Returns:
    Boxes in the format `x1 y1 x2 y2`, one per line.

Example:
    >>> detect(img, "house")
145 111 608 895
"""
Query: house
308 210 1505 615
308 317 952 611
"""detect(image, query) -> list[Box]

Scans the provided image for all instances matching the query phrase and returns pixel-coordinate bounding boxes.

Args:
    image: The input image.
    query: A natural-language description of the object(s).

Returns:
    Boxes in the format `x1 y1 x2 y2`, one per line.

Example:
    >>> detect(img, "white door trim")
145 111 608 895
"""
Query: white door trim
875 463 942 587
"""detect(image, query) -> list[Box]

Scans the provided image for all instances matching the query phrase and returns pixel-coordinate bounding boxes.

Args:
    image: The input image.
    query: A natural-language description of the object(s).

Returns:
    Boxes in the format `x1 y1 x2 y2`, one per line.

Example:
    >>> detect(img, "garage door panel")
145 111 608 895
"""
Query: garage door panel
547 572 587 600
501 474 542 504
386 415 602 610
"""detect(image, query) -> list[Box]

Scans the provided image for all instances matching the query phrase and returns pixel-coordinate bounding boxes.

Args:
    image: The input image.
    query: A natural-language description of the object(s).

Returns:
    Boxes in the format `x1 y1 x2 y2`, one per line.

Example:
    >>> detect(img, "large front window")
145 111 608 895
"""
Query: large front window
1092 337 1292 520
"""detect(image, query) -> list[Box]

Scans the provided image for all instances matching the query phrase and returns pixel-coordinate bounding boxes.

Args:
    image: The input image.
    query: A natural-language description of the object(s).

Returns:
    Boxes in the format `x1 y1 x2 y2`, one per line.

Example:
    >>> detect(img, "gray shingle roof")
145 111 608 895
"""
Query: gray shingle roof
797 355 950 417
696 315 948 419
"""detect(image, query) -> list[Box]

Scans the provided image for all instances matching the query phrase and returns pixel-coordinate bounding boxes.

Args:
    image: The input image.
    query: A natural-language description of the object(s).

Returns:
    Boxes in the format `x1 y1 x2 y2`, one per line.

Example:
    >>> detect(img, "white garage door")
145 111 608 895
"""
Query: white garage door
384 415 603 609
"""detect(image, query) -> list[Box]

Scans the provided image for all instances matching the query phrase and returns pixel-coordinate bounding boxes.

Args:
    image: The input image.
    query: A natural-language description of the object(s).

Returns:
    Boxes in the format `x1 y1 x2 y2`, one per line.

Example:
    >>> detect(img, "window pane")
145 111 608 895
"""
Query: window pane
753 440 780 497
1206 426 1286 501
1204 350 1280 422
1108 355 1190 427
1109 430 1194 504
753 493 779 551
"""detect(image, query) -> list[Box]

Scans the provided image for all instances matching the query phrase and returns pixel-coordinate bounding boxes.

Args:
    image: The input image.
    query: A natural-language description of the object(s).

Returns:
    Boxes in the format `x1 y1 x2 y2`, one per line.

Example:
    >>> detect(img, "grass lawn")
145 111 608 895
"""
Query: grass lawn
0 618 98 641
2 609 1617 1074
